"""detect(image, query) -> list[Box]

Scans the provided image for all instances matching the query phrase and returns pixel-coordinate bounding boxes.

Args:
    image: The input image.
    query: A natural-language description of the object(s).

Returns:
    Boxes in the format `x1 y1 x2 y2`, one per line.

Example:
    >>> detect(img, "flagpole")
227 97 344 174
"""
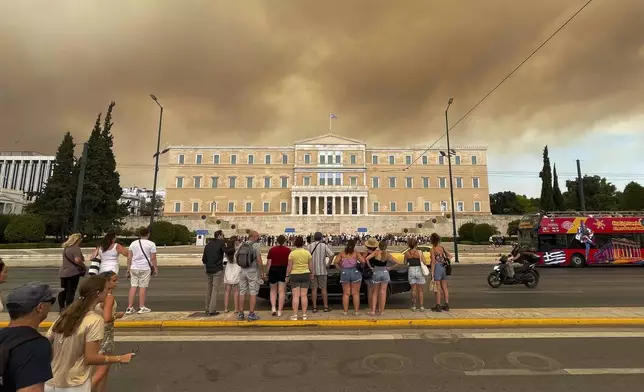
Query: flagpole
329 110 332 132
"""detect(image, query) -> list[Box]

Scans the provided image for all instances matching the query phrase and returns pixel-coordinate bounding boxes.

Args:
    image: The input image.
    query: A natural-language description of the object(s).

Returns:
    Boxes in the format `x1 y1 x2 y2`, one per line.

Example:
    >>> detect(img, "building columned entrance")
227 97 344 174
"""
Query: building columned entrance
291 193 368 216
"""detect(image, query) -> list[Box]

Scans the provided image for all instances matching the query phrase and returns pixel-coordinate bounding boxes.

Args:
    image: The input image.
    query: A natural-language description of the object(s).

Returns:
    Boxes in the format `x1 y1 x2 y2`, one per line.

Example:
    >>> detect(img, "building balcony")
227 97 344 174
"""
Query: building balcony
291 185 368 192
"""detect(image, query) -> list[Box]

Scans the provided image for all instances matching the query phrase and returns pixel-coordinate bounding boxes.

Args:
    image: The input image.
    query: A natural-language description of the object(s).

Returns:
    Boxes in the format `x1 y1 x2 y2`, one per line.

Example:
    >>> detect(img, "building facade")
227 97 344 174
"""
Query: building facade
0 151 55 198
163 134 490 217
120 187 166 216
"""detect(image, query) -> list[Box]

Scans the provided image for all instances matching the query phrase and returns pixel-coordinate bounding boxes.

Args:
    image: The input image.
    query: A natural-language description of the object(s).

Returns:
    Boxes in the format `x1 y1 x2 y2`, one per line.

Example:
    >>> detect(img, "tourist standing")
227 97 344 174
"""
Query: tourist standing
59 233 86 312
0 282 56 391
202 230 225 316
91 231 128 275
46 276 133 392
404 238 427 311
365 240 396 316
286 236 313 320
223 236 241 313
334 240 365 316
235 230 263 321
308 231 334 313
126 227 157 315
430 233 451 312
266 235 290 317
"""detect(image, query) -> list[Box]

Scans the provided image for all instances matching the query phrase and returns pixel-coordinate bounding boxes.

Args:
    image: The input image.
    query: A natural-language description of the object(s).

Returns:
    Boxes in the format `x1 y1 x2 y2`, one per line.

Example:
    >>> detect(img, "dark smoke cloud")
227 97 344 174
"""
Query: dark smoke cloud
1 0 643 186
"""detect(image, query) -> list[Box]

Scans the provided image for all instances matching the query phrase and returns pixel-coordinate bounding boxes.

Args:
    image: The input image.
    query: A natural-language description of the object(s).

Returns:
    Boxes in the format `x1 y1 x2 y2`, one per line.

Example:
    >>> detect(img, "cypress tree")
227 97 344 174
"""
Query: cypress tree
552 164 565 210
539 146 555 211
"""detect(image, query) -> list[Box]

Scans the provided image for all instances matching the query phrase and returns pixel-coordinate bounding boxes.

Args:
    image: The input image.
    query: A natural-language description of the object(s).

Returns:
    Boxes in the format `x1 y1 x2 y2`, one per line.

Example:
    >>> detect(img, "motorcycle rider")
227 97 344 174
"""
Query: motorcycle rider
503 246 525 281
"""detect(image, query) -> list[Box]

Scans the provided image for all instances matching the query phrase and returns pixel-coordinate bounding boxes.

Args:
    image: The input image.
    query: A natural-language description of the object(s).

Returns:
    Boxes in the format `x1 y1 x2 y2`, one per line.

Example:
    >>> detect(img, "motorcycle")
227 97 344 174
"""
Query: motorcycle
487 247 540 289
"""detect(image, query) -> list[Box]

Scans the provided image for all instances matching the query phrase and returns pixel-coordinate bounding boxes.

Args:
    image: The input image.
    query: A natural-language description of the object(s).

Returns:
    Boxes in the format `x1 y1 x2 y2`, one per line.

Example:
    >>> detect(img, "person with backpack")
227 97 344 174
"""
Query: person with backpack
307 232 334 313
202 230 226 316
125 227 157 315
222 236 241 313
0 283 56 392
430 233 451 312
234 230 263 321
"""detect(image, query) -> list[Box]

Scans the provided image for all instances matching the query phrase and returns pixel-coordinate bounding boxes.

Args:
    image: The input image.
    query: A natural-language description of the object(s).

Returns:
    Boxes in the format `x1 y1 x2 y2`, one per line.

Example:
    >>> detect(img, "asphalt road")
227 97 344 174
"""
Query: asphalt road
3 265 644 311
105 331 644 391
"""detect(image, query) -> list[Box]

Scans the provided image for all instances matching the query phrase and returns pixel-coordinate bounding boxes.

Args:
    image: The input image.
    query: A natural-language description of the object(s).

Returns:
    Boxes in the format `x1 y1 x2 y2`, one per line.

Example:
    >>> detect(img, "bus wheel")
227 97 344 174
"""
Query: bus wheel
570 253 586 268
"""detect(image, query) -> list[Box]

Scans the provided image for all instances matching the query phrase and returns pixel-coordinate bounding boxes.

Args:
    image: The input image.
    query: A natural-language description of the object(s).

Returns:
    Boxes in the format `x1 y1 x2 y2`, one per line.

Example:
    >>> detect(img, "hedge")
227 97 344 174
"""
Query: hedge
149 221 175 246
172 224 192 245
0 214 13 243
4 215 46 243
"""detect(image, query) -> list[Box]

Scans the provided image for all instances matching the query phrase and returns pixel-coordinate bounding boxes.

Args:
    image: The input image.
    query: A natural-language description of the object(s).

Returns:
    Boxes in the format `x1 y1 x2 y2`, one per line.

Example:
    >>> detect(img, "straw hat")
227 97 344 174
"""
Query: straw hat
365 238 379 248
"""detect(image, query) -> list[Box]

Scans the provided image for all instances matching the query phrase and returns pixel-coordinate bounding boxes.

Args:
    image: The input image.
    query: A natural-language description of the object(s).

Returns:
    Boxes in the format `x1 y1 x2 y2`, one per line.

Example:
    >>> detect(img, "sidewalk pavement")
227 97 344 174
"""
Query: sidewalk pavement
3 307 644 329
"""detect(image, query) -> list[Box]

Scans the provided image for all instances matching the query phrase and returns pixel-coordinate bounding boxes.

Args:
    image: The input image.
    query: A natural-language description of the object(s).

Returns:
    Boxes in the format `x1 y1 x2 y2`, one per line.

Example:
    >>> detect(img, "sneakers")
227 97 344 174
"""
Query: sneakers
237 312 245 321
442 304 450 312
138 307 151 314
247 312 260 321
431 305 442 312
125 307 136 315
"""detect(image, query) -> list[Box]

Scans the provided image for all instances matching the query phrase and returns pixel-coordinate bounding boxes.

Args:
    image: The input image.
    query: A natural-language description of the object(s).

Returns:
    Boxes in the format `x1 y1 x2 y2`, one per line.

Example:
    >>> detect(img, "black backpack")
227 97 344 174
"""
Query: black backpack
235 242 257 268
0 328 48 387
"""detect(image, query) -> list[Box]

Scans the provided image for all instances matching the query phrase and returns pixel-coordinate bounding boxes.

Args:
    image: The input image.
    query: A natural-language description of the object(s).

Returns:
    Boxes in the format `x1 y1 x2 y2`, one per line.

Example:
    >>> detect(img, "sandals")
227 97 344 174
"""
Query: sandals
312 308 318 313
323 307 331 312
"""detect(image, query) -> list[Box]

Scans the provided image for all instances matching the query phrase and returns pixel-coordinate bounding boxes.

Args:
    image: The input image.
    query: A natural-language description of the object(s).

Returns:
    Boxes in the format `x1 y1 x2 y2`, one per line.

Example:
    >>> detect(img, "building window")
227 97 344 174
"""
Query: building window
455 177 463 188
210 202 217 212
455 156 461 165
390 202 397 212
178 154 185 164
174 202 181 212
193 176 201 188
422 155 428 165
407 202 413 212
265 154 271 164
229 177 236 189
388 155 395 165
350 154 357 164
334 173 341 186
405 177 413 188
472 156 478 165
281 176 288 188
472 177 480 188
246 177 254 188
474 201 481 212
304 154 311 164
213 154 220 164
196 154 203 164
371 155 378 165
248 154 254 164
280 201 287 213
263 202 270 213
228 202 235 212
304 176 311 186
440 201 448 212
335 153 341 164
438 155 445 165
282 154 288 164
424 201 431 212
405 155 412 165
320 175 326 186
373 201 380 212
211 177 219 188
422 177 430 188
230 154 237 164
439 177 447 188
192 202 199 212
457 201 464 212
176 177 184 188
350 177 357 186
264 177 271 188
245 202 252 213
372 177 379 188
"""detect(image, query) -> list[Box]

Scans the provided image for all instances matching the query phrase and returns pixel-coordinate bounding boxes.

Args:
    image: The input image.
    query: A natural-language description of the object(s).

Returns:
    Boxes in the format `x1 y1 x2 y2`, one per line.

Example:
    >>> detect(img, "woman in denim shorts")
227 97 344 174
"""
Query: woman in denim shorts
333 239 365 316
404 238 428 311
430 233 451 312
365 239 397 316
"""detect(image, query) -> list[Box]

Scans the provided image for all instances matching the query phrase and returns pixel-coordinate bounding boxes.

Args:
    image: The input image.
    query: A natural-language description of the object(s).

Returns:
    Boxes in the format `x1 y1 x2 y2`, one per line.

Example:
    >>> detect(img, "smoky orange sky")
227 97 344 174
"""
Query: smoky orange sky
1 0 643 188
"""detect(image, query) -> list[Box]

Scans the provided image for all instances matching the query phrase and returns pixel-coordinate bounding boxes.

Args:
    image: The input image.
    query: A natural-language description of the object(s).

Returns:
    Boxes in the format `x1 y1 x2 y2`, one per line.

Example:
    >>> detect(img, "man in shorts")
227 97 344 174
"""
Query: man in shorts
308 231 334 313
126 227 157 315
235 230 263 321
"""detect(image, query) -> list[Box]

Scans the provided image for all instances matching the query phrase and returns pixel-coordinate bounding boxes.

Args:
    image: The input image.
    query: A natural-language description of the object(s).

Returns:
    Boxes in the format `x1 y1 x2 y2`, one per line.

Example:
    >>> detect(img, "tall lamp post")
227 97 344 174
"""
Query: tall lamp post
149 94 164 228
443 97 459 263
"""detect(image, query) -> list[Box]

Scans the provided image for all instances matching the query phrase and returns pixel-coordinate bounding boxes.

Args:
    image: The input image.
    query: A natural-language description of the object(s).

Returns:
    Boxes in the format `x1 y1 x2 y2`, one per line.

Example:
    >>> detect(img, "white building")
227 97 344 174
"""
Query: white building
0 189 27 214
120 186 166 216
0 152 55 199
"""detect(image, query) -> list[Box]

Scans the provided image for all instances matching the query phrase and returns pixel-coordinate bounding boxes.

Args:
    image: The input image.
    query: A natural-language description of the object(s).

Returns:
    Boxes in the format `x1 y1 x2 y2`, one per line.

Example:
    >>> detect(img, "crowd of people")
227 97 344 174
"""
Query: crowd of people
236 233 434 248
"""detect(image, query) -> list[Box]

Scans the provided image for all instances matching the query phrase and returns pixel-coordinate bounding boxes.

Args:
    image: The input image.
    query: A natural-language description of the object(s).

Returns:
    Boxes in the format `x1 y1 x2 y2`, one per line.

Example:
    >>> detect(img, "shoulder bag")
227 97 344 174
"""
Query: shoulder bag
138 239 155 274
87 247 102 276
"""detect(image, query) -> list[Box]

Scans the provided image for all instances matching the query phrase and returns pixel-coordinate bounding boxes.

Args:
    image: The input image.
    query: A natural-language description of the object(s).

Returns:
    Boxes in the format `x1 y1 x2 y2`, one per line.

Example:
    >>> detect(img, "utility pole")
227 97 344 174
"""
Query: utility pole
149 94 164 228
576 159 586 212
73 142 89 233
445 97 459 263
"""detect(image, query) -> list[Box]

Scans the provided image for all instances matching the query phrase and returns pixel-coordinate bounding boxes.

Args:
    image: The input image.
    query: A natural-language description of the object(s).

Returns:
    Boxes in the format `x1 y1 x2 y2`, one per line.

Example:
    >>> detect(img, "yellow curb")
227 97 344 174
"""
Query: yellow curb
4 318 644 329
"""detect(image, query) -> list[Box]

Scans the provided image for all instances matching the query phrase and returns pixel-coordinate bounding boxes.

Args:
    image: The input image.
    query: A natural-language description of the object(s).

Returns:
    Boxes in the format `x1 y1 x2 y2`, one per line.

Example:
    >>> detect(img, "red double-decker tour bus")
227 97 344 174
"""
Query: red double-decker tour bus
517 211 644 267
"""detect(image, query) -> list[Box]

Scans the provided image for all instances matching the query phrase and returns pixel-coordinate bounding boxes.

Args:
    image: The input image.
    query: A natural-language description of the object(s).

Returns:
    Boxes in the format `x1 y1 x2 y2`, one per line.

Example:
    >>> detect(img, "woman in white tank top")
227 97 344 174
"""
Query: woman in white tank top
91 231 128 275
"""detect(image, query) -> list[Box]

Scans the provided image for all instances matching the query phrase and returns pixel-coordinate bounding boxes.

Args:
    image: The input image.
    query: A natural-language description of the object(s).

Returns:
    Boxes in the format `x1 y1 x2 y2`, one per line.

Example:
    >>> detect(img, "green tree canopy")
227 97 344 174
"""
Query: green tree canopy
620 181 644 211
489 191 539 214
563 175 620 211
552 164 565 210
539 146 555 211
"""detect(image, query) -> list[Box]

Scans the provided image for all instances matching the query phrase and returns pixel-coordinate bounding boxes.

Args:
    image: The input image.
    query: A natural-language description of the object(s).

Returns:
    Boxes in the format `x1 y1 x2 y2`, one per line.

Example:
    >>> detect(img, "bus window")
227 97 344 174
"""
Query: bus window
566 234 584 249
539 235 566 252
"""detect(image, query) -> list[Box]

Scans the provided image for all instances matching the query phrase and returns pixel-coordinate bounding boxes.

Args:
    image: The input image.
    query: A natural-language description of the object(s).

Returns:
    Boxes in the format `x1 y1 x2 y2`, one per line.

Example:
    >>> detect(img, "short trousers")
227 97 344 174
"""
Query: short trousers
238 267 259 295
340 268 362 284
408 266 426 285
310 275 328 291
289 273 310 289
268 266 287 284
434 263 448 281
371 267 390 284
45 378 91 392
130 269 151 288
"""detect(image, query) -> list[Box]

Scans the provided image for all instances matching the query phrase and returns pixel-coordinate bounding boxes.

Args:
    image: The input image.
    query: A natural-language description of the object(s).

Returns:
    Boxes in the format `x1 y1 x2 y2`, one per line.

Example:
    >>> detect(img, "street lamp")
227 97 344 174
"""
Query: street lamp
149 94 164 228
443 97 459 263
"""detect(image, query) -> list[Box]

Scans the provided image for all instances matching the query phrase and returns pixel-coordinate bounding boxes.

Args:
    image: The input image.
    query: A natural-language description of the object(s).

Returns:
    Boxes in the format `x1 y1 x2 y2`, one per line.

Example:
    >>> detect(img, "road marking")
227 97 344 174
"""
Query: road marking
115 334 404 342
465 368 644 376
484 290 584 294
463 332 644 339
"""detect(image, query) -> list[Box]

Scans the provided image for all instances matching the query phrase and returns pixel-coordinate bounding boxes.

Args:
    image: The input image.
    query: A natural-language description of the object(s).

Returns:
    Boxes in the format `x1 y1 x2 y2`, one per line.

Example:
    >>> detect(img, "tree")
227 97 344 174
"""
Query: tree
620 182 644 211
539 146 555 211
458 222 477 242
139 197 164 217
489 192 539 214
4 215 46 243
507 219 520 236
77 102 128 236
552 164 565 210
25 132 77 238
473 223 499 243
563 175 620 211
